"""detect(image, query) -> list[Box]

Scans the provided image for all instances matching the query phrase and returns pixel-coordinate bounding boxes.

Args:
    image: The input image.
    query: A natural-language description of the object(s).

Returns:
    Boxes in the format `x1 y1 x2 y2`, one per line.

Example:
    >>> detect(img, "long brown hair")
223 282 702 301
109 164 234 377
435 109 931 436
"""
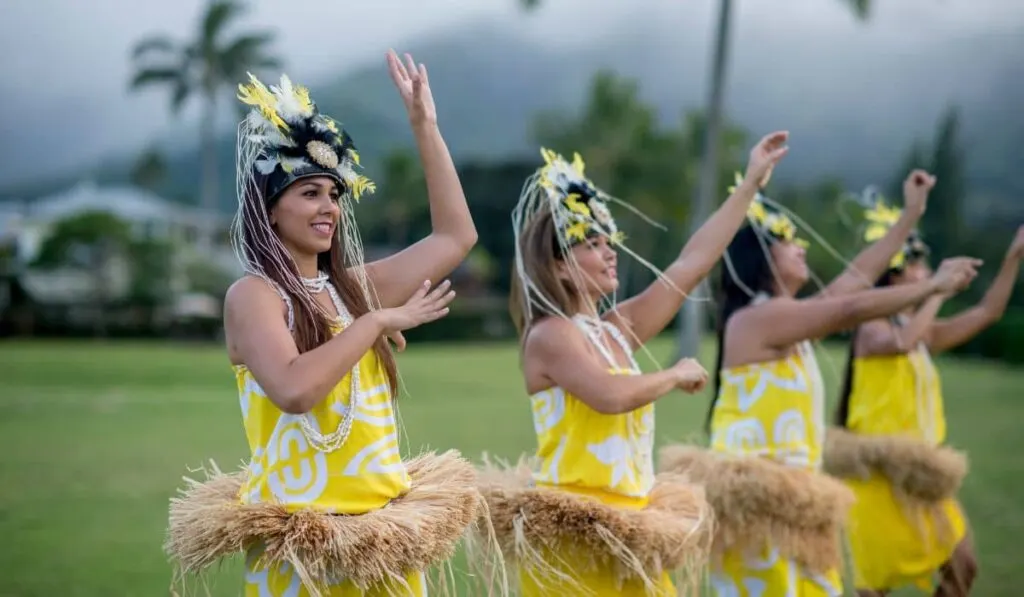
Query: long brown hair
241 173 399 395
509 208 583 341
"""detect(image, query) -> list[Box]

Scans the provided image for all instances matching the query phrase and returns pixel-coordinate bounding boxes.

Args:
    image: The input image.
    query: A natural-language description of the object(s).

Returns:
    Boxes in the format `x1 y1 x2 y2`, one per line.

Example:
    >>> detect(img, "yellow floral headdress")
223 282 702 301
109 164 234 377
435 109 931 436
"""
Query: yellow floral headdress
511 147 673 329
728 172 808 248
857 187 929 271
237 72 375 203
535 148 624 245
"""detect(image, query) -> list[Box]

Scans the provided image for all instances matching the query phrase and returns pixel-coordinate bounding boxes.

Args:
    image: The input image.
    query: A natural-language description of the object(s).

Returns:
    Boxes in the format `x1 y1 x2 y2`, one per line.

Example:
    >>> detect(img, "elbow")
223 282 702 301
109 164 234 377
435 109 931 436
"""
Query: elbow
271 386 316 415
583 390 629 415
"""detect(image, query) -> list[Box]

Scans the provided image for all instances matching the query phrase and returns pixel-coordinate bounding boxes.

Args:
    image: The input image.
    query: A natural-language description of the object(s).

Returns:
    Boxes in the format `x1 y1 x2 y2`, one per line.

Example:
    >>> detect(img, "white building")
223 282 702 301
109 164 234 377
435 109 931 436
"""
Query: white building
0 181 238 319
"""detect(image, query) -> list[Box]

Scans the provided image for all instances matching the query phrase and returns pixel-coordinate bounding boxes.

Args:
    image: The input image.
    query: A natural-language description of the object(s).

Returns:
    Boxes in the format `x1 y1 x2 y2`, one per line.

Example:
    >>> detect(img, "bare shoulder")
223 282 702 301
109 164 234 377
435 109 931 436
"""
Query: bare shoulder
224 276 283 317
722 298 793 365
224 276 290 365
524 316 581 356
223 276 290 338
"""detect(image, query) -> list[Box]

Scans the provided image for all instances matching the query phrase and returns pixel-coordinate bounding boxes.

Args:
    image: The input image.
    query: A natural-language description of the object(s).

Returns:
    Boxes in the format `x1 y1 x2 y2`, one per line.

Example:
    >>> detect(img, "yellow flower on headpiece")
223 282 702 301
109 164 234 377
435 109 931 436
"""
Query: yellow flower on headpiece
572 152 586 176
565 221 589 242
565 194 591 216
727 171 745 196
863 200 902 243
889 249 907 270
747 199 769 226
238 74 288 132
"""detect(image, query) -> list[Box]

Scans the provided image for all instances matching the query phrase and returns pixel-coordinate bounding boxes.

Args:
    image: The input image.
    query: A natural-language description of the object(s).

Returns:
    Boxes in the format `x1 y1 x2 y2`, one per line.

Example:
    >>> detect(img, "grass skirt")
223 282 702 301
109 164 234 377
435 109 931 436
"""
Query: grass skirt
165 450 500 597
467 456 714 596
658 444 854 575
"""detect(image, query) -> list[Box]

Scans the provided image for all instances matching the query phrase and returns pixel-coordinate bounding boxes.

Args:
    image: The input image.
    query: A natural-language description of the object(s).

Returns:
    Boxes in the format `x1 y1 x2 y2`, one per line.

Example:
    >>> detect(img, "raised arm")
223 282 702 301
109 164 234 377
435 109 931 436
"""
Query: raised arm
614 131 790 345
364 51 478 309
739 257 979 350
225 277 455 414
527 318 708 415
818 170 933 297
929 227 1023 354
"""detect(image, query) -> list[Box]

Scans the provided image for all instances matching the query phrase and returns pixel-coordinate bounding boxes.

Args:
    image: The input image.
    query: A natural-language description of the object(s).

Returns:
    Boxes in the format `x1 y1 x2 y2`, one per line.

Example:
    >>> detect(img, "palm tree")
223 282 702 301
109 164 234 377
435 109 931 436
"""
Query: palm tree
518 0 872 358
129 0 279 247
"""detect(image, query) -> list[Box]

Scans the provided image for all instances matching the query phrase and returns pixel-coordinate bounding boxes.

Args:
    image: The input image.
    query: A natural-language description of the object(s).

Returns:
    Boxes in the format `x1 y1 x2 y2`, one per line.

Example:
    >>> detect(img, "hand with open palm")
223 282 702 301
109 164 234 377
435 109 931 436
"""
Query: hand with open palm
386 49 436 127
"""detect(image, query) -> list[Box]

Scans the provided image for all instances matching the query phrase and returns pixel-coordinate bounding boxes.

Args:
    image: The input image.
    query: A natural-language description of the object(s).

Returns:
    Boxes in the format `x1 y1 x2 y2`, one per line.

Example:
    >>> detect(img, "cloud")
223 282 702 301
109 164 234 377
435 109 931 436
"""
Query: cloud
0 0 1020 187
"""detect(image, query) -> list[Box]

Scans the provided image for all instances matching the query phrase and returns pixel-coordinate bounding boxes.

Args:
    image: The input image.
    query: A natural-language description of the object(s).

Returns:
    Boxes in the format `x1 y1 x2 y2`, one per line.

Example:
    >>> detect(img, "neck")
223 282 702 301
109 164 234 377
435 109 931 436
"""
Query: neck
772 280 796 298
293 253 319 279
574 294 601 319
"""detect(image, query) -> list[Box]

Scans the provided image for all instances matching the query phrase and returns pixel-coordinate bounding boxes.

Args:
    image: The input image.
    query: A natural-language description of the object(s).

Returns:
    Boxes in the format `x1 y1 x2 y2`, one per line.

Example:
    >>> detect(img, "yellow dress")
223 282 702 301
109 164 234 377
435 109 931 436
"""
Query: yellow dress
236 287 423 596
520 316 675 596
708 341 843 597
843 344 967 591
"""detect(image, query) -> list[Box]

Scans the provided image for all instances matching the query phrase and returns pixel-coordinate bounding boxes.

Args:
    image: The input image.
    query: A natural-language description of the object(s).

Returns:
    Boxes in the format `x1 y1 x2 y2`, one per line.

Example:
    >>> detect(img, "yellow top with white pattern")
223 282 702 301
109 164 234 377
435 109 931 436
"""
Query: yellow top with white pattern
709 342 826 471
235 320 410 515
530 317 654 504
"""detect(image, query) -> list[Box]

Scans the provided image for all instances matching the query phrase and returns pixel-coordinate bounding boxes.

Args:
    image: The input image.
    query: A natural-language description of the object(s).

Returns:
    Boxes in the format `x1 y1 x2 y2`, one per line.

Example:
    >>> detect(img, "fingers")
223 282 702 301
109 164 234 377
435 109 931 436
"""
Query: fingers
404 53 418 78
389 330 407 352
406 279 432 304
389 49 410 80
768 146 790 163
423 279 452 302
418 63 429 84
386 50 407 84
758 130 789 149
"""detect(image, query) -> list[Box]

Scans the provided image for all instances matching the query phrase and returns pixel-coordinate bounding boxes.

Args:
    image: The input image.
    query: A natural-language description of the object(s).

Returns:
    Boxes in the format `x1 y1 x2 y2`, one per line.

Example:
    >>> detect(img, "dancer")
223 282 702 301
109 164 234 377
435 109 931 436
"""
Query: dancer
476 132 791 596
828 191 1023 596
164 51 489 597
659 171 980 597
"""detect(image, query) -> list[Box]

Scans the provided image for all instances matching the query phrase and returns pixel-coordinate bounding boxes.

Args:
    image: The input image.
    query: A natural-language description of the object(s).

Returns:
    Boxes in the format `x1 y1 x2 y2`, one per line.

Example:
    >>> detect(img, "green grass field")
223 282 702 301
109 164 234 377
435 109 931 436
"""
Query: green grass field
0 338 1020 596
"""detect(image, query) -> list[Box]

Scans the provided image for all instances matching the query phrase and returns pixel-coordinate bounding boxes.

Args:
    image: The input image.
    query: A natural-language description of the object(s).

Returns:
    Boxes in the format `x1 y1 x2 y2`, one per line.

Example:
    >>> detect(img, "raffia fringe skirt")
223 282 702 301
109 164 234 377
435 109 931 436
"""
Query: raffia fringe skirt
822 427 967 504
164 450 505 597
657 444 855 575
822 426 968 545
465 456 715 596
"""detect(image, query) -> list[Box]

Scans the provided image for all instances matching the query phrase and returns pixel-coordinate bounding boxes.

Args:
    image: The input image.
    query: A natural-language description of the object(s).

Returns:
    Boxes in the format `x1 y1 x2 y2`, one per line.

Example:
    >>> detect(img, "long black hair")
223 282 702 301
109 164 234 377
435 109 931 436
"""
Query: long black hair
705 225 778 432
833 269 896 427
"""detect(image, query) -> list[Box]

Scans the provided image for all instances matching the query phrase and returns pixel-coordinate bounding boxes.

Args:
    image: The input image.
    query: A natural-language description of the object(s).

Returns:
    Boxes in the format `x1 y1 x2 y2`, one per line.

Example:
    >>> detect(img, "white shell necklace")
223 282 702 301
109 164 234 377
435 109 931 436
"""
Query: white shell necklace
296 271 361 453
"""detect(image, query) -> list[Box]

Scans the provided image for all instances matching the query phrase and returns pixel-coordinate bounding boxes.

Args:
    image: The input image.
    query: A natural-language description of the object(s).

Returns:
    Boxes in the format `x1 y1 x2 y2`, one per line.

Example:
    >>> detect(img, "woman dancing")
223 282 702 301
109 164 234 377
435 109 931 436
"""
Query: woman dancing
164 51 487 597
476 132 791 596
659 170 980 597
829 192 1023 596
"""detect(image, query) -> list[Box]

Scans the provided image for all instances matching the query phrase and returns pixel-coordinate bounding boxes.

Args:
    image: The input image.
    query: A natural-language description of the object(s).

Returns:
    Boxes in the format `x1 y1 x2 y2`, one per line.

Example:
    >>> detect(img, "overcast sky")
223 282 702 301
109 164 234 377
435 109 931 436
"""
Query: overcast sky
1 0 1021 187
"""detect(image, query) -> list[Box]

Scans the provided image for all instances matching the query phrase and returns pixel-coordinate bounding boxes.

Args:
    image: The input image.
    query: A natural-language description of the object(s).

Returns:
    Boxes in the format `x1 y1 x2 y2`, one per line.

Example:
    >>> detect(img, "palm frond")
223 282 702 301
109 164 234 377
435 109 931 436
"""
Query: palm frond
130 67 183 90
131 36 178 60
216 32 278 75
201 0 246 49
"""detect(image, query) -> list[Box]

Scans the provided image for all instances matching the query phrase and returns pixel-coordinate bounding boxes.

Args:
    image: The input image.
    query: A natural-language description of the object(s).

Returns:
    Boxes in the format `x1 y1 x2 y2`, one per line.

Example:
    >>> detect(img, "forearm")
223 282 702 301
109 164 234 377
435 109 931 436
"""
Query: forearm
896 295 943 348
979 253 1021 320
609 369 682 414
829 213 919 295
676 177 760 279
412 121 477 247
841 279 938 328
273 313 385 413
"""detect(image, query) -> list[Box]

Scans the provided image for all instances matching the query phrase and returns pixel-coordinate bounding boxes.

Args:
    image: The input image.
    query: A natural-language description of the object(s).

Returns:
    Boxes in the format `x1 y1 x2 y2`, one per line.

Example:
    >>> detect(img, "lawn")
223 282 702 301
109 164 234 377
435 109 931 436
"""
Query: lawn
0 338 1020 596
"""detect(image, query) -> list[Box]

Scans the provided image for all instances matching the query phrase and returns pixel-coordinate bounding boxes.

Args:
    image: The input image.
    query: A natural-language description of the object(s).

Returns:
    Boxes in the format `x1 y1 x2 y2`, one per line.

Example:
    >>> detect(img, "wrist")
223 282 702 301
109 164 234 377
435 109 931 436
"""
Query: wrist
410 118 439 135
736 175 761 195
364 310 387 334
